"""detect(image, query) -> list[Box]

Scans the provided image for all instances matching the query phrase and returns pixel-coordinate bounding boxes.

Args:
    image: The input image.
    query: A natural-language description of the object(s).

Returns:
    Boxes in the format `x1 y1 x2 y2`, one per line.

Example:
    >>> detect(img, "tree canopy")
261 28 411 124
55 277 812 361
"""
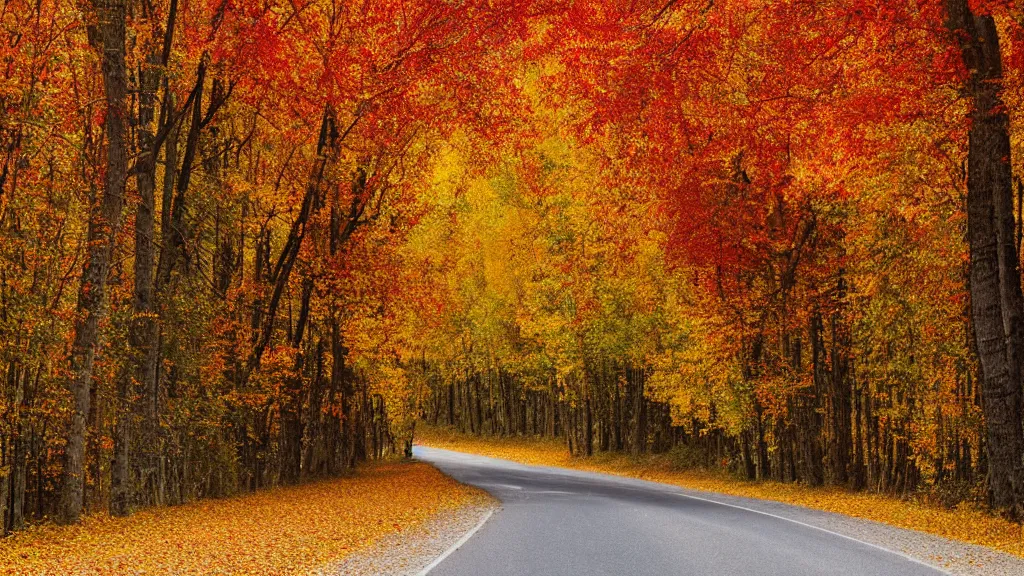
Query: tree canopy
2 0 1024 529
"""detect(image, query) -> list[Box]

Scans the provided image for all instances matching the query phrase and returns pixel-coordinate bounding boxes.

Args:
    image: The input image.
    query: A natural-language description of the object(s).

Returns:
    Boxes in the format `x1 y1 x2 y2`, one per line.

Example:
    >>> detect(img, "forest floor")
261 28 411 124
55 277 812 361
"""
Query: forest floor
415 425 1024 561
326 499 494 576
0 460 491 575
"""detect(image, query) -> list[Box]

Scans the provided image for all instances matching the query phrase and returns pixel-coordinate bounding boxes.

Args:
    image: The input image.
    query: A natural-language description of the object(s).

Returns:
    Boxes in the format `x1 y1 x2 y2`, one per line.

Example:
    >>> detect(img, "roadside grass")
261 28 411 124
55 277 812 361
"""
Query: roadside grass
0 460 489 575
416 424 1024 559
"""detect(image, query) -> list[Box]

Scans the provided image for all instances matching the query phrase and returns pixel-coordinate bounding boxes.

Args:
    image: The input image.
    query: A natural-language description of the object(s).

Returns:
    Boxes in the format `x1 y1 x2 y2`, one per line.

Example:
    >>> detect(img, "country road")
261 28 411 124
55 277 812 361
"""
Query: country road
414 446 949 576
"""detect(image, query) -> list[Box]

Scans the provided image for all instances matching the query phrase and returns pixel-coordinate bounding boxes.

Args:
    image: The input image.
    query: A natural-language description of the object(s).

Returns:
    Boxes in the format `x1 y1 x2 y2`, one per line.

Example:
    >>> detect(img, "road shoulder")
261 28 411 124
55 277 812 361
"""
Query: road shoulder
416 435 1024 576
663 479 1023 576
324 495 497 576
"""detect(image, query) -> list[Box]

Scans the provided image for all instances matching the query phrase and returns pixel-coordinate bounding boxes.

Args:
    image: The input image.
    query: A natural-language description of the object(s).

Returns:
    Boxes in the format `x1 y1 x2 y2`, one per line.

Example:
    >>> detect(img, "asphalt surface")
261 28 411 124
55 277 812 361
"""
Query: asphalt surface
414 446 948 576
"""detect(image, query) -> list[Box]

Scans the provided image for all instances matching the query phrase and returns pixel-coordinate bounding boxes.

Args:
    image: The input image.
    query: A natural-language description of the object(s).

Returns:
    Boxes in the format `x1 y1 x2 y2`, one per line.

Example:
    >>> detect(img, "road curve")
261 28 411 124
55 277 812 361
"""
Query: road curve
414 446 947 576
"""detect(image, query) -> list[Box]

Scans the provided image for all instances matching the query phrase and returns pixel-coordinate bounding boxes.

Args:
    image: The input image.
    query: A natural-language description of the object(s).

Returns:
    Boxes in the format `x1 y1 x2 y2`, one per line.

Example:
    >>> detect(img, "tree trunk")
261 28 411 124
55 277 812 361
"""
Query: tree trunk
117 3 178 512
110 375 130 516
754 398 769 479
280 277 314 484
829 277 852 486
0 458 8 534
584 394 593 457
613 368 622 450
631 366 646 455
242 107 340 386
945 0 1024 517
58 0 129 524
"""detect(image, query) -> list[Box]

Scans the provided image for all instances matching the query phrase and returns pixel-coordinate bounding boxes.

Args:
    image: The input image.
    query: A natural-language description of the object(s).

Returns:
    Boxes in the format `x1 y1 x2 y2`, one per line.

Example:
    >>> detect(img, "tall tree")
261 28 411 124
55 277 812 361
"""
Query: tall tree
58 0 130 524
944 0 1024 517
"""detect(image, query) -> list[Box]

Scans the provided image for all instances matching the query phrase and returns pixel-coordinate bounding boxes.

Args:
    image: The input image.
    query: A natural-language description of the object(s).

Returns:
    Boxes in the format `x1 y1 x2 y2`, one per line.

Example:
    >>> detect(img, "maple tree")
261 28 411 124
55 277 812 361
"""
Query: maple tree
0 0 532 530
5 0 1024 541
412 0 1024 521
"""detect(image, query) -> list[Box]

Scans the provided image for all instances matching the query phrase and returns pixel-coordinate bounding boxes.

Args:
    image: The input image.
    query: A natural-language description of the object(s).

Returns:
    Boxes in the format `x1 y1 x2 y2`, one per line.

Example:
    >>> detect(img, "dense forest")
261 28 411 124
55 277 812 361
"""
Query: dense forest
5 0 1024 534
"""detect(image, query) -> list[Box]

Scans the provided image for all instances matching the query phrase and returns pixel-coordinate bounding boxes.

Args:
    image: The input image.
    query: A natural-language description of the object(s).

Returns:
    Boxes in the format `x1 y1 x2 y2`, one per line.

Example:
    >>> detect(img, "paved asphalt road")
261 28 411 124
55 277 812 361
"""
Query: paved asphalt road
414 446 947 576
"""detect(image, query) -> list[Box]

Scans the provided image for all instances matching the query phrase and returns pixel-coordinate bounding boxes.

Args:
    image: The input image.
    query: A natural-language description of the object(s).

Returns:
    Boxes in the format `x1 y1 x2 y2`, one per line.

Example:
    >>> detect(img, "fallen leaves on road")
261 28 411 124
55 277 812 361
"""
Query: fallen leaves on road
0 461 487 576
417 426 1024 559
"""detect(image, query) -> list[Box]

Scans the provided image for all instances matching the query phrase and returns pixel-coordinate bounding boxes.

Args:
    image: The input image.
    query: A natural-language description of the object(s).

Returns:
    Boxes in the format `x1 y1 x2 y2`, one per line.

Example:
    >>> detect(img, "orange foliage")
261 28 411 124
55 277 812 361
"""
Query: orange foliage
0 462 487 576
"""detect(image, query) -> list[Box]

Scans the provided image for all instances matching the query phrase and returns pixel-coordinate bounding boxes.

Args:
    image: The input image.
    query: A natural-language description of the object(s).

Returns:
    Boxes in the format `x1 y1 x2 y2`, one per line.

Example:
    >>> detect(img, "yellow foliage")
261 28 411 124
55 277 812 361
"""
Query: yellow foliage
0 462 488 575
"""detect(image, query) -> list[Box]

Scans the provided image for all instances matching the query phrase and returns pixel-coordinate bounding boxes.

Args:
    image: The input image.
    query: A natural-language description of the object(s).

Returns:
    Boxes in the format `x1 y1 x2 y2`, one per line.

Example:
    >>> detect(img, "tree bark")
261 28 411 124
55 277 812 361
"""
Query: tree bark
280 277 313 484
241 106 337 385
828 274 852 486
945 0 1024 517
58 0 129 524
115 0 179 515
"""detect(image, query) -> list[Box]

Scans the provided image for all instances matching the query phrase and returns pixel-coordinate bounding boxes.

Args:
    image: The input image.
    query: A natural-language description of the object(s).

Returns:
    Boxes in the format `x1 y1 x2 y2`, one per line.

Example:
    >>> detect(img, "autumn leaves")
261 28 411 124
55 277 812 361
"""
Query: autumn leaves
2 0 1024 549
409 0 1024 521
0 0 531 535
1 463 486 574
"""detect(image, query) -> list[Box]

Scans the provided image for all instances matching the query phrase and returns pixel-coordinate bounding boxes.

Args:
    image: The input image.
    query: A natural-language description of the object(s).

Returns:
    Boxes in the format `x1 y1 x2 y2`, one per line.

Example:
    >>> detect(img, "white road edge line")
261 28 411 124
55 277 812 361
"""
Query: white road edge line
415 508 495 576
478 483 522 491
673 491 954 576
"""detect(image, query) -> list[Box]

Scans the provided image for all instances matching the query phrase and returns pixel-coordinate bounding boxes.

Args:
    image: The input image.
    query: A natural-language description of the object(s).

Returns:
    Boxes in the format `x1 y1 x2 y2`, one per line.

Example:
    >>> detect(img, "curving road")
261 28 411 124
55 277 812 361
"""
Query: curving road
414 446 948 576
